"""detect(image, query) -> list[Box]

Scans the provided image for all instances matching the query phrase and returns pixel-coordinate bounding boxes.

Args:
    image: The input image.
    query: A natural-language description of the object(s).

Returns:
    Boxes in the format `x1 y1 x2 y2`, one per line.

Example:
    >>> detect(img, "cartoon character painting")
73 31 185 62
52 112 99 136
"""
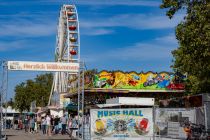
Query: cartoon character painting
93 71 185 90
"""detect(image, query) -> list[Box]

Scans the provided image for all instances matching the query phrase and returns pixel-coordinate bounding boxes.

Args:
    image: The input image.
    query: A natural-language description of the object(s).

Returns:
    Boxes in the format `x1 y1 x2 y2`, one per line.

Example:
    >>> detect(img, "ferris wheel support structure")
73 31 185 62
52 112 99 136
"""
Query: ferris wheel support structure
49 4 81 105
48 4 84 139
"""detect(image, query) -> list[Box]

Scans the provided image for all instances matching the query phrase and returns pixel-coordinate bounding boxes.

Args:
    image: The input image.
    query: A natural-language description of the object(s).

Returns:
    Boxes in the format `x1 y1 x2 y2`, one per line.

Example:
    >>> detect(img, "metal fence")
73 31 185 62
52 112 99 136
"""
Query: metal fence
154 107 206 139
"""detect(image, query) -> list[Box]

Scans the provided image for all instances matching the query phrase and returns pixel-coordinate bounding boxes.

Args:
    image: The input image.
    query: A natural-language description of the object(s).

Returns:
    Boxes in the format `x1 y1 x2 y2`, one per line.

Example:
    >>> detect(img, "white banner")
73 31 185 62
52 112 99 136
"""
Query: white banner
7 61 79 72
90 108 153 140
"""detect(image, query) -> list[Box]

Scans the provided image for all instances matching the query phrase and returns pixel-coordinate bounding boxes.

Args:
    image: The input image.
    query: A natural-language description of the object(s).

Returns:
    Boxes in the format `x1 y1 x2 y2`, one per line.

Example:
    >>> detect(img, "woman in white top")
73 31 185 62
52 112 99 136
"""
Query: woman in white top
34 118 38 133
46 115 51 136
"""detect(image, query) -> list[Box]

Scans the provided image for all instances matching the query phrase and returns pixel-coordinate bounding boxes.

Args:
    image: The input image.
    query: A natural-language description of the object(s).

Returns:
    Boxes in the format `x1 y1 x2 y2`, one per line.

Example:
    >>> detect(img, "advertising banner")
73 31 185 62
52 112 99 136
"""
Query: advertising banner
7 61 79 72
90 108 153 140
155 108 196 139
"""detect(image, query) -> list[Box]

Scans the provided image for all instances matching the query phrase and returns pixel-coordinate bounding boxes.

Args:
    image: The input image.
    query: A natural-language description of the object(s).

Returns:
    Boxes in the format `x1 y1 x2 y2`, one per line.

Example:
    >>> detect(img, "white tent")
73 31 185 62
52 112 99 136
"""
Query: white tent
2 106 20 114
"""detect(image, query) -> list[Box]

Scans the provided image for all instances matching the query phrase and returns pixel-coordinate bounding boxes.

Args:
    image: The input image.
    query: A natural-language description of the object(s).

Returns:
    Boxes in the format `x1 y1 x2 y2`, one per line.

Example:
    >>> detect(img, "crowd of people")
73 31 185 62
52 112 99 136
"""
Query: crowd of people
5 113 83 138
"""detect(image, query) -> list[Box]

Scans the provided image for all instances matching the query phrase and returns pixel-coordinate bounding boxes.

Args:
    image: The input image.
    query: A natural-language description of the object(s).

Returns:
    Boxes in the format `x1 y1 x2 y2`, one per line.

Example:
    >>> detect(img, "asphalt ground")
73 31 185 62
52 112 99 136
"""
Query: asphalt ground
3 129 184 140
4 129 75 140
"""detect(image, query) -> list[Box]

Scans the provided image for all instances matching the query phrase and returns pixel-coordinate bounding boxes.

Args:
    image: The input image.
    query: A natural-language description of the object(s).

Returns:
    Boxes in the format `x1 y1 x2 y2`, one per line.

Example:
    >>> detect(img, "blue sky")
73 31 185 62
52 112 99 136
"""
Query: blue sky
0 0 184 99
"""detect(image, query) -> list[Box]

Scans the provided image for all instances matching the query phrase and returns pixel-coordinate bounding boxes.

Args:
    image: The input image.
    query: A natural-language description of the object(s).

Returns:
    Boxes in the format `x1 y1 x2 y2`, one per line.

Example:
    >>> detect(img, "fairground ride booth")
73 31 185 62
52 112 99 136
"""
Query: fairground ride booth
64 70 186 114
64 71 210 140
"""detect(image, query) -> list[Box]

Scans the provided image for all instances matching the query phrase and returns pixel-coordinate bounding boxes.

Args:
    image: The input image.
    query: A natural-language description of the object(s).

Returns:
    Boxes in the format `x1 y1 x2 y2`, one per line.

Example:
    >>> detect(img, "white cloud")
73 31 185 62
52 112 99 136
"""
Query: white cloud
155 34 178 44
73 0 160 7
3 15 183 37
0 13 56 53
0 20 56 37
82 34 178 62
0 8 183 37
0 0 160 7
107 43 172 60
81 28 114 36
0 12 57 37
0 40 27 51
80 14 184 35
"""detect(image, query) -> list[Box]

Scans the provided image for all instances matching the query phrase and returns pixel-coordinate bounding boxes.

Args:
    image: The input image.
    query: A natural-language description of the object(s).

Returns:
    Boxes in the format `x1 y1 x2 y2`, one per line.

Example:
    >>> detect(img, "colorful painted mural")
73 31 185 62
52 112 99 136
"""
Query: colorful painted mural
93 71 186 90
91 108 153 139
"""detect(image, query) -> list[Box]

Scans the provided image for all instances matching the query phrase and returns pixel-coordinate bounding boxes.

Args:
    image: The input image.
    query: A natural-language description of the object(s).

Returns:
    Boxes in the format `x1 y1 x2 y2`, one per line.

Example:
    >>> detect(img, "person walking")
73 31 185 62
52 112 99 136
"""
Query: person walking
34 117 38 133
14 119 18 130
29 116 35 133
60 114 68 135
19 118 23 130
46 114 52 136
68 115 73 138
72 115 78 137
24 115 29 132
37 115 41 131
54 115 60 134
41 116 47 135
50 115 54 134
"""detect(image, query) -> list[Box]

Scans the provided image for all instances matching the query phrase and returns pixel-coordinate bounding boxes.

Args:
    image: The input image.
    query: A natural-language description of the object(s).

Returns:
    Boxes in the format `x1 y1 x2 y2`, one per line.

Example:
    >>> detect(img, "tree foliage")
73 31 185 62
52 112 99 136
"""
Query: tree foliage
2 98 14 108
7 98 14 108
68 69 97 94
14 73 53 112
161 0 210 94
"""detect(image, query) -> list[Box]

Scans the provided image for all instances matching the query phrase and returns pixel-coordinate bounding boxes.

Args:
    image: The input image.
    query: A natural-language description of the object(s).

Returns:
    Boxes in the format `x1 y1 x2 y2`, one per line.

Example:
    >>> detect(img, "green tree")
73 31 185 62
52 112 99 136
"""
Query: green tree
7 98 14 108
35 73 53 107
2 98 15 108
160 0 210 94
84 69 97 88
14 73 53 112
14 82 30 112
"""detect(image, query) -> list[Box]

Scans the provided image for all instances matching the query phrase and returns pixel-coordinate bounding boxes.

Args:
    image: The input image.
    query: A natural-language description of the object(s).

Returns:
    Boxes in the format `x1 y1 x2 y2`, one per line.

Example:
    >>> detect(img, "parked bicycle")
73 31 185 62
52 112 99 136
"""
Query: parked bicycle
182 121 210 140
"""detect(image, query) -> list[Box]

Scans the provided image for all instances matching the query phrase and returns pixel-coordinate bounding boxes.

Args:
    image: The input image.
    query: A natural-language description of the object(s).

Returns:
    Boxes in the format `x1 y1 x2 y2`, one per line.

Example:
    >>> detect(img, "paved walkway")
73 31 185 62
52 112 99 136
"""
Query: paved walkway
4 129 76 140
3 129 183 140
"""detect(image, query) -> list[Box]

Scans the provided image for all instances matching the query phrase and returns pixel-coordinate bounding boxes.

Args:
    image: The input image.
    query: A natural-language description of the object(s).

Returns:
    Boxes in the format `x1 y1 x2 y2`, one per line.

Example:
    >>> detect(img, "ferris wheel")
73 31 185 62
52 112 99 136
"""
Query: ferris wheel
49 4 80 106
